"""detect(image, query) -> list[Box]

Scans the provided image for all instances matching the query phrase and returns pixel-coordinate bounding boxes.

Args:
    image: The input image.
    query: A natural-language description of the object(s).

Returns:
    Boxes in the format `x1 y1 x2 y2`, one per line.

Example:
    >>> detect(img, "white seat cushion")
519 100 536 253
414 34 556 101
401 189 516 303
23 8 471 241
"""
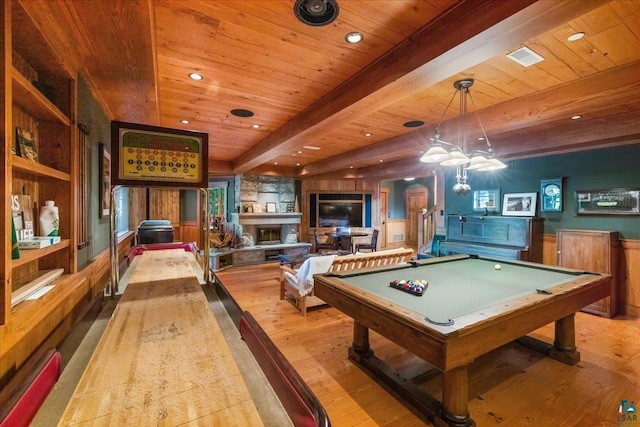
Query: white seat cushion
287 255 336 297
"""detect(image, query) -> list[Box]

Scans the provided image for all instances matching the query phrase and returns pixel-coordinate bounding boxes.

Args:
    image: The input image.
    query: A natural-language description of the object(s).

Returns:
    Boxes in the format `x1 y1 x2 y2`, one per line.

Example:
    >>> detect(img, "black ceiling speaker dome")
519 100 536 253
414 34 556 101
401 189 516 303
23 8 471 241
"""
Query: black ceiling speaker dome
294 0 339 26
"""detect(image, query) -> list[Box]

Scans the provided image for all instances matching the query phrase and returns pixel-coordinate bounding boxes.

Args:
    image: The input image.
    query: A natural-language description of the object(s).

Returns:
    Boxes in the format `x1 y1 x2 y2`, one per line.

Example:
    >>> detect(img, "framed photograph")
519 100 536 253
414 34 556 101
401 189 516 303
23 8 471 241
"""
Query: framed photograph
16 128 38 162
252 203 262 213
541 178 563 212
576 188 640 215
502 192 537 217
266 202 277 213
472 189 500 213
100 144 111 218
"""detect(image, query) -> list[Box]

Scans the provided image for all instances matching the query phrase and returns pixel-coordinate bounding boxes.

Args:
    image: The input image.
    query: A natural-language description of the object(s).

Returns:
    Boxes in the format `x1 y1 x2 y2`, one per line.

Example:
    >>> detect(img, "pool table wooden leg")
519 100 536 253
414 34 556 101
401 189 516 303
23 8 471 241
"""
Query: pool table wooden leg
348 321 373 362
550 313 580 365
438 365 474 427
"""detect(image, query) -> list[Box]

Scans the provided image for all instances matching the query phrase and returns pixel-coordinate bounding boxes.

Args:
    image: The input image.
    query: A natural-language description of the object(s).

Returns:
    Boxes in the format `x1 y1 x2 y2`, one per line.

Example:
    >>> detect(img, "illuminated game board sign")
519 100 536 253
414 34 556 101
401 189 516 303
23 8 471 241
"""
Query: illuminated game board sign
111 121 208 188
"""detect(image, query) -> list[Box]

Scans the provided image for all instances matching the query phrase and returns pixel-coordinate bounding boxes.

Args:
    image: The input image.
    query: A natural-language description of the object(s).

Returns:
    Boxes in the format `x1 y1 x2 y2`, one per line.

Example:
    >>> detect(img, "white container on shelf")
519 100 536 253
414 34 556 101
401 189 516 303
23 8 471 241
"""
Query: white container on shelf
39 200 59 237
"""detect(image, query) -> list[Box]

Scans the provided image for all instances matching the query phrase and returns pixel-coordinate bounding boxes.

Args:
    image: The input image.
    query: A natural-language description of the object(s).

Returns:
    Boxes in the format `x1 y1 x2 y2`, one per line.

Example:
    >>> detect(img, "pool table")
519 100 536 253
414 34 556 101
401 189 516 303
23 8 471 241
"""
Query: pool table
312 254 611 427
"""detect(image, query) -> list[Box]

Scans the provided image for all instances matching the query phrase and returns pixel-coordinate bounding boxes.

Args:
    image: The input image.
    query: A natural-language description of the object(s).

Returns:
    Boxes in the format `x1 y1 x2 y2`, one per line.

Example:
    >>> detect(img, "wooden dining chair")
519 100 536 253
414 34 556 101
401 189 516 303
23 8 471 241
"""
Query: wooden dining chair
355 229 379 252
314 229 337 253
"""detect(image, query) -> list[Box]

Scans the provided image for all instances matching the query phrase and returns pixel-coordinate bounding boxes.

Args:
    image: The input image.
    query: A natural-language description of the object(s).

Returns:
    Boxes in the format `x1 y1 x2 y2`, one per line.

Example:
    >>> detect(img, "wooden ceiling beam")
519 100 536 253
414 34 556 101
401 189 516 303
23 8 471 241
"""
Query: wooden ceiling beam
233 0 609 173
301 61 640 177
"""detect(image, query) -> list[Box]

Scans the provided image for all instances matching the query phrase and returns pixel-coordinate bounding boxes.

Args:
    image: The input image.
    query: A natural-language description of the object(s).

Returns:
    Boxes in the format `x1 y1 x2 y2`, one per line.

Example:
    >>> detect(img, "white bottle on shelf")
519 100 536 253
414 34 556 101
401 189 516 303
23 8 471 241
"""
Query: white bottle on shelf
39 200 59 237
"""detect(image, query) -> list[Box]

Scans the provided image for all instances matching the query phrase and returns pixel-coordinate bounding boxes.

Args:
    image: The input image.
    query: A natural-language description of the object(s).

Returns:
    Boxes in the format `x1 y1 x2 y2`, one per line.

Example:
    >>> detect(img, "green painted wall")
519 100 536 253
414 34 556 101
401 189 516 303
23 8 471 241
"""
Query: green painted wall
77 74 112 269
445 143 640 239
381 177 435 220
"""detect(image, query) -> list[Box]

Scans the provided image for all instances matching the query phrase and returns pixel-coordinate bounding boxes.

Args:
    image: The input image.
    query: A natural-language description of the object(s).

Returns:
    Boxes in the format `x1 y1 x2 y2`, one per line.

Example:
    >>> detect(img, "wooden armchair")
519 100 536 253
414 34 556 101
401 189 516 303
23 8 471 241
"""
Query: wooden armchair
280 248 414 316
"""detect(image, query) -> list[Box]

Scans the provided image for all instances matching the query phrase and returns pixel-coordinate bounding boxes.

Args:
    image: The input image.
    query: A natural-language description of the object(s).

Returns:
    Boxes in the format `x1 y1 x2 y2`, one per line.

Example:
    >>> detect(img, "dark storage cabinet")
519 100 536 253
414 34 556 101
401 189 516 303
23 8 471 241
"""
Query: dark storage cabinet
136 220 174 244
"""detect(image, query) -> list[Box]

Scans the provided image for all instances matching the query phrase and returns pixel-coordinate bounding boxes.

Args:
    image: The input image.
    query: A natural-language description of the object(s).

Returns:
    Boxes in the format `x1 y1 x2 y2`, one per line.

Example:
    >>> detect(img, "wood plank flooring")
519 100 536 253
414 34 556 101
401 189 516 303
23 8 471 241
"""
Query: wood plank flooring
215 262 640 427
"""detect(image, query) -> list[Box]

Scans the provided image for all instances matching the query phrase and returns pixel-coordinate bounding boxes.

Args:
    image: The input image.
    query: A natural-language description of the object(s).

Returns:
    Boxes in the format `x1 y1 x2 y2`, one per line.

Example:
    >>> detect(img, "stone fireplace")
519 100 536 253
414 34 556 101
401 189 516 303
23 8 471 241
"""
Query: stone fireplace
228 174 300 246
231 212 302 246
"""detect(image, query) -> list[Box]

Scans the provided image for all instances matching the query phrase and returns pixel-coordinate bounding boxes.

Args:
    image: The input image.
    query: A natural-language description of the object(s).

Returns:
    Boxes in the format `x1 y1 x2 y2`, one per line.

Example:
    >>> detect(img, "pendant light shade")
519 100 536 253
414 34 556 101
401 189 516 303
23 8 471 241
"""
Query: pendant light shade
420 143 452 163
440 147 470 166
465 152 491 170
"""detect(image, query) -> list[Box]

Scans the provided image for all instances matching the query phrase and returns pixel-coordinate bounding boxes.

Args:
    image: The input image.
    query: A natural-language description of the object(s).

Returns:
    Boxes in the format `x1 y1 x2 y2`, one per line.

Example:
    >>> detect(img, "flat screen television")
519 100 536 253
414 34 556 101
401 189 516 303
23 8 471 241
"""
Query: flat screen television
318 202 363 227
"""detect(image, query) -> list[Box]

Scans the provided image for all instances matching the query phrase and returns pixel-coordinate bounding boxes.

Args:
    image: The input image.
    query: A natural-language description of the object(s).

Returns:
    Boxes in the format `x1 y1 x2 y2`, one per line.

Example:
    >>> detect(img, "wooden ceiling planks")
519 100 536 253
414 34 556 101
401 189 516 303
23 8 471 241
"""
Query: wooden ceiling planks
18 0 640 179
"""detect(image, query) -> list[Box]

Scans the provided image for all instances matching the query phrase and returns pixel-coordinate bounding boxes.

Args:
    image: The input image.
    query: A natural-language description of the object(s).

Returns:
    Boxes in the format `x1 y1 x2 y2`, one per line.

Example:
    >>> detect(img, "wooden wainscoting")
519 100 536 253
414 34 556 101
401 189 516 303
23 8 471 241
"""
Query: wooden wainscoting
384 219 407 249
621 239 640 317
179 221 201 247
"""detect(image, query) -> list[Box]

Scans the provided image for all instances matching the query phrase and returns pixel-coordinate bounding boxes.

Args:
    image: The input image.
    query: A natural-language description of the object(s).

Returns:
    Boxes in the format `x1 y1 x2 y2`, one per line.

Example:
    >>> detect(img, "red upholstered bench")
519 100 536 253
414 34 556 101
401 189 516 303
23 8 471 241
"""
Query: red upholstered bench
0 348 61 427
239 311 330 427
126 242 199 263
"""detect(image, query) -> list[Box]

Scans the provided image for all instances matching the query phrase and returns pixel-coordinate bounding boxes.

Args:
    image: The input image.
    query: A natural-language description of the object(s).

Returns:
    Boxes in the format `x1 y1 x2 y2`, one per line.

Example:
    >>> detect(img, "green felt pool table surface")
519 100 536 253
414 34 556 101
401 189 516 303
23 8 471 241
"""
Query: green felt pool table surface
326 256 588 326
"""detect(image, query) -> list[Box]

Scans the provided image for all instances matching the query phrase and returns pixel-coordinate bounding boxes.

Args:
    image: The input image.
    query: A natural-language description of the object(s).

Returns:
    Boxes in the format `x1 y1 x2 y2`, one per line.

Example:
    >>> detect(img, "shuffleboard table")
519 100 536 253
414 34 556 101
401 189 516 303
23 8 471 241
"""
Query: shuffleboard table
312 254 611 427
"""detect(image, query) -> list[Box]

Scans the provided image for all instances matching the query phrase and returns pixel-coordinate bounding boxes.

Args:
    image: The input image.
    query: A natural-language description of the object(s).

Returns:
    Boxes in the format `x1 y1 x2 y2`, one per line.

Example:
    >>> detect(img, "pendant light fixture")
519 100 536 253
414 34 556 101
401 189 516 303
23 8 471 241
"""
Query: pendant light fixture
420 79 506 195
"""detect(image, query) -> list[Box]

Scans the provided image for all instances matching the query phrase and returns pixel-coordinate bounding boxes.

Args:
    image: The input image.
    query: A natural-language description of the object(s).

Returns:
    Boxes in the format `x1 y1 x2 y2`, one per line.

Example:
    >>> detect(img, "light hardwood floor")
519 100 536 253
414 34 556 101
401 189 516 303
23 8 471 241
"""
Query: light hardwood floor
216 262 640 427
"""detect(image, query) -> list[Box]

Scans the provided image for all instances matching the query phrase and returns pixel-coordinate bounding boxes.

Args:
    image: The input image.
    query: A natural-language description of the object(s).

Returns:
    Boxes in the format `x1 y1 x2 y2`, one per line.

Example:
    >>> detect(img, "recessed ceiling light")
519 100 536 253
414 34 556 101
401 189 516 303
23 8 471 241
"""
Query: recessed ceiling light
345 32 363 44
303 145 320 150
403 120 425 128
364 132 372 137
571 115 582 120
349 166 353 169
181 119 190 124
189 73 203 80
296 163 300 166
404 177 415 181
379 159 383 163
567 32 585 42
274 162 278 165
231 108 254 117
252 124 260 128
297 150 303 154
478 137 485 141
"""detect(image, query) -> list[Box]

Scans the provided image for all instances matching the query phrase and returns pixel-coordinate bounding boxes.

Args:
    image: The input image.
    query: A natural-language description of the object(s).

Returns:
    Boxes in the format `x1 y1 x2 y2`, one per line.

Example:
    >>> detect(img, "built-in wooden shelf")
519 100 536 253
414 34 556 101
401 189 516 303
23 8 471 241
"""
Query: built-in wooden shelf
12 155 71 181
7 274 87 345
11 67 71 125
11 240 71 268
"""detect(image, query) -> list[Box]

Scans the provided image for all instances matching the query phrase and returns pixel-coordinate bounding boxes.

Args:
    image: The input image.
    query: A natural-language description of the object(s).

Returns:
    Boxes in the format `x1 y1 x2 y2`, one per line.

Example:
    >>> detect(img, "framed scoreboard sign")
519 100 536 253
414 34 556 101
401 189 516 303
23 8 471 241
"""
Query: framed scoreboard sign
111 121 208 188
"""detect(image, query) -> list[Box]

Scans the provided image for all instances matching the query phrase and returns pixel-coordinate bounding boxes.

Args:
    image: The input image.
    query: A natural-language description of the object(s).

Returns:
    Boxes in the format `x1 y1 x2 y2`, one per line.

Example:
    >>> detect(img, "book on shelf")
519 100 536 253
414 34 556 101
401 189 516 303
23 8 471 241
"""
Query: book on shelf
18 236 61 249
16 127 39 162
11 194 35 240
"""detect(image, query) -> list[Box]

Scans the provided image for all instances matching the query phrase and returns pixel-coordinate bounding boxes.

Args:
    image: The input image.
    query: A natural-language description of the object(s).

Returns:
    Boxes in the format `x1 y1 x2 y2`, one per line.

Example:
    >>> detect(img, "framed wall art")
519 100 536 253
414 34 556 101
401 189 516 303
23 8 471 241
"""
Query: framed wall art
472 189 500 213
502 192 537 217
576 189 640 215
111 121 208 188
540 178 563 212
100 144 111 218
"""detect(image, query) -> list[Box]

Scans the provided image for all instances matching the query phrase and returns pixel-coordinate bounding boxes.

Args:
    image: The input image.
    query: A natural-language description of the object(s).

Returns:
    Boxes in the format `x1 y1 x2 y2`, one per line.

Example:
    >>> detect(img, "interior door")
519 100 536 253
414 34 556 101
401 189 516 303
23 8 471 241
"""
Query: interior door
380 188 388 249
405 188 428 246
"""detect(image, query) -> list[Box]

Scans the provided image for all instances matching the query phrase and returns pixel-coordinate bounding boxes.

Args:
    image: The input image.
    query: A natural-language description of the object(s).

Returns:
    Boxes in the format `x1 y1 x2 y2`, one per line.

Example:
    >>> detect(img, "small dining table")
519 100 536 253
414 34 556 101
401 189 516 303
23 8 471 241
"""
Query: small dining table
326 230 369 253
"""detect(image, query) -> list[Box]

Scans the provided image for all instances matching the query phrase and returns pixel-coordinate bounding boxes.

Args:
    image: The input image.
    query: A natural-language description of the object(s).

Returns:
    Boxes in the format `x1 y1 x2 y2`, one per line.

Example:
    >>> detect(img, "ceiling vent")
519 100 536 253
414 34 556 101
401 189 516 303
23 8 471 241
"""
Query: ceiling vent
506 46 545 67
294 0 339 26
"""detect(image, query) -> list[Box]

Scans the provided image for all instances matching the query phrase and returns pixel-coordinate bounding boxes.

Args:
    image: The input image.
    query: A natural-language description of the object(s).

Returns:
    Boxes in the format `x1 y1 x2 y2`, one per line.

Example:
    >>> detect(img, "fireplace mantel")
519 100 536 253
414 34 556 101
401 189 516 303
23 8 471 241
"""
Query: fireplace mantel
233 212 302 225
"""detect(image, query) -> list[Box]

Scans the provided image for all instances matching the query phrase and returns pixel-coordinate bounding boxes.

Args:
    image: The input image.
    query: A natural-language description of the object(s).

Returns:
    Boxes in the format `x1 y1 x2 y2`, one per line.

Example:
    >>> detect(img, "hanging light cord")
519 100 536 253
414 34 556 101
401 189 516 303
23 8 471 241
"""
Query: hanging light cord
468 91 493 151
432 88 459 139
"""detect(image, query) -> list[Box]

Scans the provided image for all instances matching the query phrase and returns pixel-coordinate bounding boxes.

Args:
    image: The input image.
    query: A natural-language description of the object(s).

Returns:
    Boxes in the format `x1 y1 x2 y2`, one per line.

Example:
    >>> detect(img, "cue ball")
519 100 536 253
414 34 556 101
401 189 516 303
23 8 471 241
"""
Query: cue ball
494 264 502 270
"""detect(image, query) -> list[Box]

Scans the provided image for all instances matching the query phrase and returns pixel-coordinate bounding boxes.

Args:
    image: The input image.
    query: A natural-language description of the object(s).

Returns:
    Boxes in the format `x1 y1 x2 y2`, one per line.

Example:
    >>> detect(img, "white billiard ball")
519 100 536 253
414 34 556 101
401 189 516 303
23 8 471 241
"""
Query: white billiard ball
494 264 501 270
